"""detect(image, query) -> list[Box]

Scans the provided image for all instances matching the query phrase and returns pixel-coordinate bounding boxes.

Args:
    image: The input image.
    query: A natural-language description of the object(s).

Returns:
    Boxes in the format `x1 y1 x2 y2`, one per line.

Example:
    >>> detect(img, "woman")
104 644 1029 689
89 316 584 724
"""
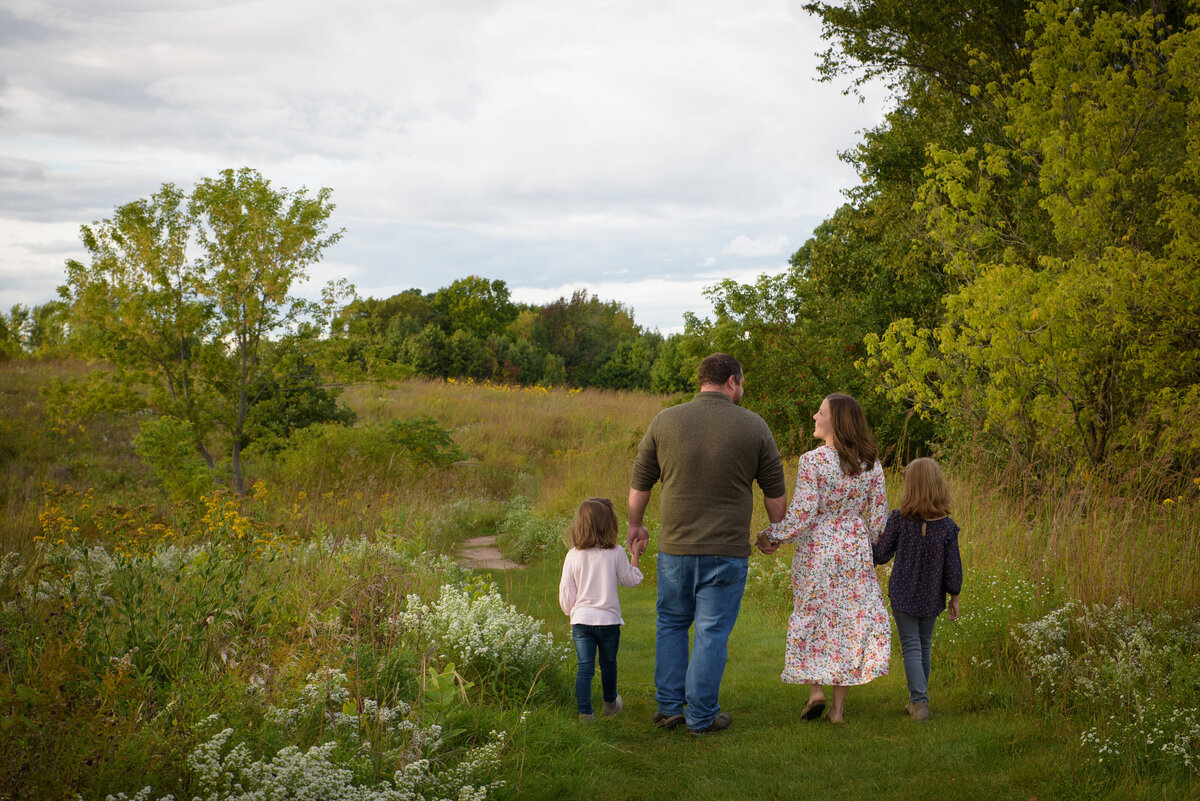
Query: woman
756 393 890 723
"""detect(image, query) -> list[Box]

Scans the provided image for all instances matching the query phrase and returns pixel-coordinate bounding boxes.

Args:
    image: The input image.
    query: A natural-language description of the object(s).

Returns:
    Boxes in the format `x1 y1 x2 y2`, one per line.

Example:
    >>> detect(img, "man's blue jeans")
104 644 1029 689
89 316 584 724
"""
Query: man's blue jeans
572 623 621 715
655 553 748 731
893 607 937 704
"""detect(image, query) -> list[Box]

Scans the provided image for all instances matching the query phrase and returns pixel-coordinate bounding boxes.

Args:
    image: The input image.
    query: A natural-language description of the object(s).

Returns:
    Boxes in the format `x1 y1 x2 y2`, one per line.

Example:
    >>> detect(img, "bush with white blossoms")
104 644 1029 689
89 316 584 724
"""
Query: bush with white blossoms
394 580 567 698
1015 598 1200 773
106 674 507 801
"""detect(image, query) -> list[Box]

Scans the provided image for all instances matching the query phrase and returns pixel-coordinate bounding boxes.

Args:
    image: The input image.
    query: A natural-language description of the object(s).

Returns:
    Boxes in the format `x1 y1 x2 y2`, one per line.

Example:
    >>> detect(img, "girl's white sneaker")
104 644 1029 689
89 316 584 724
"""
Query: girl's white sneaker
601 695 623 717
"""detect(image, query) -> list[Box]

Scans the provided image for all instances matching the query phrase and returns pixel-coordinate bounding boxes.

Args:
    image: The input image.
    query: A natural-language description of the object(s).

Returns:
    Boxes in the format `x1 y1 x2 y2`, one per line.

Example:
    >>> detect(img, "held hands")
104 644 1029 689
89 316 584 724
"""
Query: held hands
755 528 780 555
947 595 961 622
630 538 647 559
627 524 649 559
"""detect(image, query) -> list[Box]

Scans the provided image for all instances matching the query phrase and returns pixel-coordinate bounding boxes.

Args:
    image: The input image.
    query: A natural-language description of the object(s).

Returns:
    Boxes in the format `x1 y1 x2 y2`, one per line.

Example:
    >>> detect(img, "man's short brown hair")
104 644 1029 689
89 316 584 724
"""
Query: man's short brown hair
697 353 743 387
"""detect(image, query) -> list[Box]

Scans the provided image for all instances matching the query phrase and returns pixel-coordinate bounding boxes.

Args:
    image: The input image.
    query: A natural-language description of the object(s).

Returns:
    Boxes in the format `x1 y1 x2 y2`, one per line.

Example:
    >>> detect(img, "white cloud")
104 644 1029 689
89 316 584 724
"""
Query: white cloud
510 264 790 333
721 234 792 258
0 218 84 307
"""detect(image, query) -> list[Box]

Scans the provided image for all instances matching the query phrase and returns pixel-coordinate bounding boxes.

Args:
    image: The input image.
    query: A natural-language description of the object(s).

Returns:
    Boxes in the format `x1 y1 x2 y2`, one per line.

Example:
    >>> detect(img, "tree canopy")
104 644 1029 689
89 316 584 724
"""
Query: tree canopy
60 167 350 493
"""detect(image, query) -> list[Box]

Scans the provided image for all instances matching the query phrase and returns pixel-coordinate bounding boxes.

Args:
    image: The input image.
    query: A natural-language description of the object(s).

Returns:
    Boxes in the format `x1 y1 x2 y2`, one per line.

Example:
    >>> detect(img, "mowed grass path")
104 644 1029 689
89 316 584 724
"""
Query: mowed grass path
490 557 1186 801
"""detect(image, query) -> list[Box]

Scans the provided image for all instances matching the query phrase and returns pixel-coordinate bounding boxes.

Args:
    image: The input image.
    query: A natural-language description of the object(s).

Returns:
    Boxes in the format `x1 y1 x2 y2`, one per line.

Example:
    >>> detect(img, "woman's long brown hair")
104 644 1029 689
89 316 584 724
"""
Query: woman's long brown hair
825 393 879 477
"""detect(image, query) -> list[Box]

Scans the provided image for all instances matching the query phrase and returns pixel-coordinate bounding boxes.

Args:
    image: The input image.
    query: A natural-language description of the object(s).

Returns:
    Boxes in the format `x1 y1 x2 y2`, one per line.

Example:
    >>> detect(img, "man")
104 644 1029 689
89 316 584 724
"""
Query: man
627 352 787 736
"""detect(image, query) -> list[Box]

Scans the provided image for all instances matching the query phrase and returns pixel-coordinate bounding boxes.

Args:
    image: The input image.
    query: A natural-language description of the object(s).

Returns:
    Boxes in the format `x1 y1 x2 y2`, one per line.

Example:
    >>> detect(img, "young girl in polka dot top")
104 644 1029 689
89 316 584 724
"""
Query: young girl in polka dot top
871 457 963 723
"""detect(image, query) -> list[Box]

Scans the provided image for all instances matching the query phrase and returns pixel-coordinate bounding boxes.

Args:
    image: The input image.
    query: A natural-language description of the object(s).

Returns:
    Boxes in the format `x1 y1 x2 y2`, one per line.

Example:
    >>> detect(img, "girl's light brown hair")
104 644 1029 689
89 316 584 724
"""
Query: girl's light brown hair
825 393 879 477
899 457 951 521
568 497 619 549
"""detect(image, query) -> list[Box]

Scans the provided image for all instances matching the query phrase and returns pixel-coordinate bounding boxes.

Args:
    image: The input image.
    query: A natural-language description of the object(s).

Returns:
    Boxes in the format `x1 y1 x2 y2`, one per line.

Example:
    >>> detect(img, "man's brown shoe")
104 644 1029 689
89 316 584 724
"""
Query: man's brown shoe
687 712 733 736
652 711 685 729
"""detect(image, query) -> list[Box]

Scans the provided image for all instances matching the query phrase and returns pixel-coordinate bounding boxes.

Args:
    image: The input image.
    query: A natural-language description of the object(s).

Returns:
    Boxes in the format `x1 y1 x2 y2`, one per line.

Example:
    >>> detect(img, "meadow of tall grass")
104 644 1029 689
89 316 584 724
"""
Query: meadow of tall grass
1 358 1197 799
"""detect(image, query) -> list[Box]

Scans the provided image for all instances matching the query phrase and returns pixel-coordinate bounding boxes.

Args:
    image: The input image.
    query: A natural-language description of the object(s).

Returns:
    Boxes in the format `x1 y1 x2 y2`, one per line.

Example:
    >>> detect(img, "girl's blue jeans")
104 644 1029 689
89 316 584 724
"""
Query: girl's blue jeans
893 606 938 704
572 623 620 715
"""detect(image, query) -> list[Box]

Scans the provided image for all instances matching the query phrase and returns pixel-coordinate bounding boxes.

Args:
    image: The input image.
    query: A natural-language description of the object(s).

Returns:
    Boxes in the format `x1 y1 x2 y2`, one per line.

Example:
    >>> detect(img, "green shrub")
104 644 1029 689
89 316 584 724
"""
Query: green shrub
133 415 215 501
268 417 466 488
497 497 570 564
244 352 357 454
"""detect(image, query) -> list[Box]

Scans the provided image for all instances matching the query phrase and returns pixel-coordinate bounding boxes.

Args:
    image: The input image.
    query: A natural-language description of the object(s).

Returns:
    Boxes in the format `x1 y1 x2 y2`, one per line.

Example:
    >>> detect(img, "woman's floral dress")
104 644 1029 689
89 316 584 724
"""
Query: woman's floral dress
765 445 890 686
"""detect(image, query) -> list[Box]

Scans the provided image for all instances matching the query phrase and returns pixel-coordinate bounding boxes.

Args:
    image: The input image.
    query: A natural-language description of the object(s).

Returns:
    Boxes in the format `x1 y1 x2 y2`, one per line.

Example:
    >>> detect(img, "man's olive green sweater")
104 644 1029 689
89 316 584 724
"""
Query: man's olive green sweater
631 391 786 558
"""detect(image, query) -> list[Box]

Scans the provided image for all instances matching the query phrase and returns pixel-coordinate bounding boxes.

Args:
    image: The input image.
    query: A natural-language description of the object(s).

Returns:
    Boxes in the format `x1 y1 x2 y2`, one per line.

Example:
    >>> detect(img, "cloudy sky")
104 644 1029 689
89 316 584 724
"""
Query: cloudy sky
0 0 886 332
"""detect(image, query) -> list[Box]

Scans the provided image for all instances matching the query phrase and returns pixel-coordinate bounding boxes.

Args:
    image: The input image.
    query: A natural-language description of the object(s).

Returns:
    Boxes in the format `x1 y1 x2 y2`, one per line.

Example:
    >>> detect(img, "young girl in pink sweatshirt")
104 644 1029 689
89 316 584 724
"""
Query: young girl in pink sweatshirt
558 497 645 721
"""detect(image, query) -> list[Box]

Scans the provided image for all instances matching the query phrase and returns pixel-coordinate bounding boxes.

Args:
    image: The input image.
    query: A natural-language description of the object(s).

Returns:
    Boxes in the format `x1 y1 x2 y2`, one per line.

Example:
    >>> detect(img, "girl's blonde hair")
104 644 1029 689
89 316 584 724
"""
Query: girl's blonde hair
568 497 619 549
899 457 951 521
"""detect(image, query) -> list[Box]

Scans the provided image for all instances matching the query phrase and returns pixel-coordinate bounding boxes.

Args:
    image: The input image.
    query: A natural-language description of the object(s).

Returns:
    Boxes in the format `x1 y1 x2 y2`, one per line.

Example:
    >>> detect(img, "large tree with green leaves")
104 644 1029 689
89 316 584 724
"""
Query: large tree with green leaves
61 167 347 493
865 2 1200 483
533 289 641 386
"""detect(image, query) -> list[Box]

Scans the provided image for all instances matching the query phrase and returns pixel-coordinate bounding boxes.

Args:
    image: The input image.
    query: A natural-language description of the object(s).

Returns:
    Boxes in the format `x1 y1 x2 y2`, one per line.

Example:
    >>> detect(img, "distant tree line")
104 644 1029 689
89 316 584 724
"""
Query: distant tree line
0 301 68 359
317 276 697 394
22 166 709 494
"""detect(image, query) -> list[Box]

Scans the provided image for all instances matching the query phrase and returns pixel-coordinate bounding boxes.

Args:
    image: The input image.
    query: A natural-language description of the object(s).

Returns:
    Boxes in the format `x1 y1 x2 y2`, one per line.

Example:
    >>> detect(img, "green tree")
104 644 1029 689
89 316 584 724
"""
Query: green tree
649 334 696 395
62 182 216 462
865 2 1200 480
445 328 491 379
534 290 640 386
0 308 17 360
0 302 69 359
61 168 348 493
431 275 518 340
403 323 451 377
592 332 662 391
487 334 545 384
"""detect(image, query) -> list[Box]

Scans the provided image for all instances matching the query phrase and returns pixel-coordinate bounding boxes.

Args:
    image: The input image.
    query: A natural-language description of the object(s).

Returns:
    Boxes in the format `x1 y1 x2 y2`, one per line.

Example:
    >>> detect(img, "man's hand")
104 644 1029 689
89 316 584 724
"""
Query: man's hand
627 487 652 556
627 523 650 555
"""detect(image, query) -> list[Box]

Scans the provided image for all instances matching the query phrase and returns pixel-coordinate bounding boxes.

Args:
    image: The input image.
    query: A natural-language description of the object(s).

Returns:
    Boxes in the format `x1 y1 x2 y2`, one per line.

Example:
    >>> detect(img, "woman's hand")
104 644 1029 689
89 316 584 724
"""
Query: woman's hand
947 595 960 621
756 529 780 555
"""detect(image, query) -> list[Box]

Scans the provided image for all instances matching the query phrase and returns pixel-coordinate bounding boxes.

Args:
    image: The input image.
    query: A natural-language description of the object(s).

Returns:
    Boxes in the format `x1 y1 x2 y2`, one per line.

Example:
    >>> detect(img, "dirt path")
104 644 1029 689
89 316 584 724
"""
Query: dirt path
456 535 525 570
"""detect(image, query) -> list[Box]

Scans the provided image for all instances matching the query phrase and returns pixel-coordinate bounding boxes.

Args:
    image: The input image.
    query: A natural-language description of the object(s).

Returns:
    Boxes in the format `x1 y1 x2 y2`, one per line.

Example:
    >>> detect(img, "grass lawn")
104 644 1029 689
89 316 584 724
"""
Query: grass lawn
490 557 1197 801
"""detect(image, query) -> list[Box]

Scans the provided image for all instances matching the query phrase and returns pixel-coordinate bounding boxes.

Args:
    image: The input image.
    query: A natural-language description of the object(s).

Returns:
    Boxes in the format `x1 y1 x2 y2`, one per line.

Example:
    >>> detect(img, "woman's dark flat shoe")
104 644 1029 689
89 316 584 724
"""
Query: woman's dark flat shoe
800 699 826 720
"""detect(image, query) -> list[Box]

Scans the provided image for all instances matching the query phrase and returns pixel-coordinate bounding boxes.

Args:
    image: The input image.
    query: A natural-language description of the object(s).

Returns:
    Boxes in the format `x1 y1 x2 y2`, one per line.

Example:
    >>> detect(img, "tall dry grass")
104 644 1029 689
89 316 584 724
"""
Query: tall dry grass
338 377 664 520
2 363 670 559
0 359 150 553
948 470 1200 607
6 358 1196 609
